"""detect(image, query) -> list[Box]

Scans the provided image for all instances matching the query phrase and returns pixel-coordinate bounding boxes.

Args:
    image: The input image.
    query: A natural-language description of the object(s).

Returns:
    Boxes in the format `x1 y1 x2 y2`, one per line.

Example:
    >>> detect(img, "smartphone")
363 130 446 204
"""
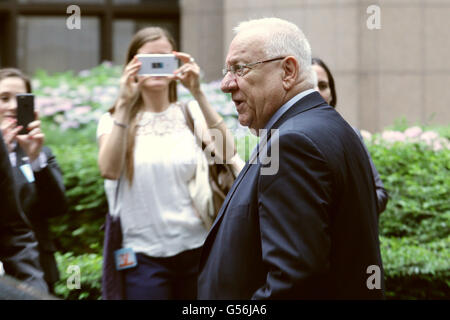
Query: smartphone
16 94 35 135
136 54 178 76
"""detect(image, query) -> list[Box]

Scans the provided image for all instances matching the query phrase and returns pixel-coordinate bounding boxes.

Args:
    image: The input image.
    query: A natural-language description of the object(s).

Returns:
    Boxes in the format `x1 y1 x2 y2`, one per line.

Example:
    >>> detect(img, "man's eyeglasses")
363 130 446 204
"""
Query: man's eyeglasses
222 57 285 78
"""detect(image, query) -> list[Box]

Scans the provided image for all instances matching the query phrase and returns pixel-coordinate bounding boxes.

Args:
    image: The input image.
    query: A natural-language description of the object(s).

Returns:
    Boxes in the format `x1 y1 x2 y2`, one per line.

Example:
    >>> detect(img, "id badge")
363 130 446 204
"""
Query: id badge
20 163 35 183
114 248 138 271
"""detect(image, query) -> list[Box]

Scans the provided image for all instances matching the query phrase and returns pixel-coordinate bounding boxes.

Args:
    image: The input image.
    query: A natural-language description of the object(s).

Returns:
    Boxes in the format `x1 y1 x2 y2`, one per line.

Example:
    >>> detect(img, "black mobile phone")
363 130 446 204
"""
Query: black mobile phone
16 94 35 135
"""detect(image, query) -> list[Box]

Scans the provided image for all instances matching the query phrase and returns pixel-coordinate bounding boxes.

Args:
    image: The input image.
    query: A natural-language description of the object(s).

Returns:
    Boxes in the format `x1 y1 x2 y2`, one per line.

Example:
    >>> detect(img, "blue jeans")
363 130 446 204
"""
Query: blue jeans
123 247 202 300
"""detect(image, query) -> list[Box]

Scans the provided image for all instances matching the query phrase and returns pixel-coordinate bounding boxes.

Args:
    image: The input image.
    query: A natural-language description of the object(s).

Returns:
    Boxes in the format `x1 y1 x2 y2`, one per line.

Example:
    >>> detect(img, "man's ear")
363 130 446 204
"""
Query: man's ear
281 56 299 90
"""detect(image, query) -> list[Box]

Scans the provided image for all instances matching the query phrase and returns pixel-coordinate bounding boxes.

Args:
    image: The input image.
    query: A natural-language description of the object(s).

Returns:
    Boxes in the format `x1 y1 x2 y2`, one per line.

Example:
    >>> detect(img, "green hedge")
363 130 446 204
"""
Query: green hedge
51 237 450 300
381 237 449 299
48 134 107 255
372 141 449 242
368 134 449 299
54 252 102 300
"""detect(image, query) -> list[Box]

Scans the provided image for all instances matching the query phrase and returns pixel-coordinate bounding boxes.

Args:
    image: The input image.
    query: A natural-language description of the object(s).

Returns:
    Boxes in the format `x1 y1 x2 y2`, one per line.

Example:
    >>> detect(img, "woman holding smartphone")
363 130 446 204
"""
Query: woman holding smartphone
0 68 68 294
97 26 243 300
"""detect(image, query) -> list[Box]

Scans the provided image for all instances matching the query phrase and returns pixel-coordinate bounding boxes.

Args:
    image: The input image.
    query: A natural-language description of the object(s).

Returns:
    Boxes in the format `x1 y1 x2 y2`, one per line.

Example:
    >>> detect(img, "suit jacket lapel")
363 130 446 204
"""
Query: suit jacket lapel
208 160 252 231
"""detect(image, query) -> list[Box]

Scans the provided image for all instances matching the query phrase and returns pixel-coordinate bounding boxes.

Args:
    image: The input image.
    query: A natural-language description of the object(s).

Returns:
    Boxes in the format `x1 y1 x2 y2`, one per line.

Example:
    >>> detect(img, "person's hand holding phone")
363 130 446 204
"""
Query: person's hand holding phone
0 118 22 152
117 56 150 112
16 113 44 162
173 51 201 95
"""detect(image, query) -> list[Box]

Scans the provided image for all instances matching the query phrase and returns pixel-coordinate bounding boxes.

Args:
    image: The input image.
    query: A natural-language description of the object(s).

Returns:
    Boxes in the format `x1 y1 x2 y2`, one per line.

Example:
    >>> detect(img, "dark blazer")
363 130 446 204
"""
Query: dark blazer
353 128 389 215
12 145 68 287
198 91 385 299
0 133 48 292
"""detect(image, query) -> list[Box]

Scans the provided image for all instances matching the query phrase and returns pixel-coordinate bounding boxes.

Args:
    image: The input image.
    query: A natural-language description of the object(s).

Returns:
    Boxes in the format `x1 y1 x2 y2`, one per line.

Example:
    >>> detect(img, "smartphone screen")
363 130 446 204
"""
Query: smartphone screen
16 94 35 135
136 54 178 76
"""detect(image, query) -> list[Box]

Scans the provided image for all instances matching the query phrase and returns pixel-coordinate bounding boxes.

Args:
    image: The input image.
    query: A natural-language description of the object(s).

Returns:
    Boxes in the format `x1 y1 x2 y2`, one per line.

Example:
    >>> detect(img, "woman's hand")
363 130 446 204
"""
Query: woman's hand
0 118 22 152
173 51 201 95
16 113 45 162
117 56 150 110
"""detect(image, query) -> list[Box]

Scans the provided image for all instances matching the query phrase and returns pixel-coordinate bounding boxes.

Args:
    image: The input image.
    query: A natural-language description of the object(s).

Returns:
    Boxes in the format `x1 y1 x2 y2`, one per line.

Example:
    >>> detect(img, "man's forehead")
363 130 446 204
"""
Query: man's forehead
226 31 266 63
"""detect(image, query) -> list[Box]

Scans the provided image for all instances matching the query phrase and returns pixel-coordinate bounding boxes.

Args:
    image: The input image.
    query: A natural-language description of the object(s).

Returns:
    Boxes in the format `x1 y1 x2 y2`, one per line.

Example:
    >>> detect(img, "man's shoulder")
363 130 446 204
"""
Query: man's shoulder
273 105 358 164
281 103 350 137
276 105 334 139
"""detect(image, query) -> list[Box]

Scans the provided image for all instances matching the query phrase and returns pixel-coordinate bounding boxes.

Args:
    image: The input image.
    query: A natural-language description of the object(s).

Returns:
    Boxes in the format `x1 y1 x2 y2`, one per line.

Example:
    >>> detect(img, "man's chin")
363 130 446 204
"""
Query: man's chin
239 118 261 136
238 115 251 127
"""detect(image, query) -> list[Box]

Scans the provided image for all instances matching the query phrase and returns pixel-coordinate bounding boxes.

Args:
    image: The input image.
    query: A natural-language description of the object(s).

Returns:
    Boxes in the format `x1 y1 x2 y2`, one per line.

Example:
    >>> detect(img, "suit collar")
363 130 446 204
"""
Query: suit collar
264 89 316 131
247 91 326 165
268 90 326 131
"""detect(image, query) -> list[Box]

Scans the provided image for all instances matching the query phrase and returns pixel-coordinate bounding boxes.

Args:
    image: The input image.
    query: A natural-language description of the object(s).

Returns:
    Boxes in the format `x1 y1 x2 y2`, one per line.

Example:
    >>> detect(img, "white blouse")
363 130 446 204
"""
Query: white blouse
97 102 208 257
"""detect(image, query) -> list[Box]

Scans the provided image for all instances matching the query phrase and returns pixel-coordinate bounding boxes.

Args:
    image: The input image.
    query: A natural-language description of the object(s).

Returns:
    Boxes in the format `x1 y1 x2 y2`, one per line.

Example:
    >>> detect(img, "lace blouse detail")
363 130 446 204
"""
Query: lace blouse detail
136 103 188 136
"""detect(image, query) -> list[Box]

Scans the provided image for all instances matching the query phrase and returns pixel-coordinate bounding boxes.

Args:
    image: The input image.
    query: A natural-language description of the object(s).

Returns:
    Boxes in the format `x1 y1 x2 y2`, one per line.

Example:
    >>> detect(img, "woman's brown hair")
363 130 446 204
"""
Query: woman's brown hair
0 68 33 93
109 27 178 184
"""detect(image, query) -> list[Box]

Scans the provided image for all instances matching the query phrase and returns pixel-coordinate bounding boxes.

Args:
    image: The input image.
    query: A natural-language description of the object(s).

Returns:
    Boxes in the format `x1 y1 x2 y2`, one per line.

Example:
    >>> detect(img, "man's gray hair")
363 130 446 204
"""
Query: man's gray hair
234 17 315 87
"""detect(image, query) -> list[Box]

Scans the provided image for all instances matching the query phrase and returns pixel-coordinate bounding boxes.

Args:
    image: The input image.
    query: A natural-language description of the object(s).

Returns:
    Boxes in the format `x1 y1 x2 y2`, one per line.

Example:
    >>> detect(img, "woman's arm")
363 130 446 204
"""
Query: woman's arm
174 52 236 162
98 57 142 180
192 91 236 162
98 104 130 180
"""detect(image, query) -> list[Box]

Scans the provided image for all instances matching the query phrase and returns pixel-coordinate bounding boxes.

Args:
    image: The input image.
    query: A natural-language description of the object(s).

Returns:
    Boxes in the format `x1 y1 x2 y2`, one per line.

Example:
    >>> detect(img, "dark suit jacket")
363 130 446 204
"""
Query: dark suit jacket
0 133 48 292
12 145 67 286
353 128 388 215
198 92 385 299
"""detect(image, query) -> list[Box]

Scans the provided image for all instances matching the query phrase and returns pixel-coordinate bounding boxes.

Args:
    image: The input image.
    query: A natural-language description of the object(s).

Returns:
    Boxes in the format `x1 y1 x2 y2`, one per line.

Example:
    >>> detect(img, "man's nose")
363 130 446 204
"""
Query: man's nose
221 73 238 93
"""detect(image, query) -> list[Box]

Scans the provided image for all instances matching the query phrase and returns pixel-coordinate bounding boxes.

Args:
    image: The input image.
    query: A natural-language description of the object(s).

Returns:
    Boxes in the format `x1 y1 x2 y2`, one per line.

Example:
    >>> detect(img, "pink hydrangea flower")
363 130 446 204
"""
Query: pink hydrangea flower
381 130 406 143
58 100 73 112
433 140 443 151
404 126 422 139
420 131 439 145
35 97 73 116
40 105 59 116
73 106 92 115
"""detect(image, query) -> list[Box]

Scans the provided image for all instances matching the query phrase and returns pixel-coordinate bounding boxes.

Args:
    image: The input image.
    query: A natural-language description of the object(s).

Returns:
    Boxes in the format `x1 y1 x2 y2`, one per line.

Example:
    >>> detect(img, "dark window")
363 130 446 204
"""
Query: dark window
0 0 179 73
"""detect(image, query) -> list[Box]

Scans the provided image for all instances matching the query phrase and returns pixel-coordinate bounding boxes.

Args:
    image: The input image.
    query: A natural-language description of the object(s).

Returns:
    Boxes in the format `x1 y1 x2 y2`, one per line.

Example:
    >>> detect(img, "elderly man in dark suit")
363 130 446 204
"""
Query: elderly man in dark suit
197 17 385 299
0 131 48 292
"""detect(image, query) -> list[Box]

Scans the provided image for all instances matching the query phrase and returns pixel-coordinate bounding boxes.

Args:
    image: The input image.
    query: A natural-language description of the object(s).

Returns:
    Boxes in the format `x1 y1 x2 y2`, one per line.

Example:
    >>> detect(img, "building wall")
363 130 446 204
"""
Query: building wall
180 0 224 82
180 0 450 132
18 17 100 74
